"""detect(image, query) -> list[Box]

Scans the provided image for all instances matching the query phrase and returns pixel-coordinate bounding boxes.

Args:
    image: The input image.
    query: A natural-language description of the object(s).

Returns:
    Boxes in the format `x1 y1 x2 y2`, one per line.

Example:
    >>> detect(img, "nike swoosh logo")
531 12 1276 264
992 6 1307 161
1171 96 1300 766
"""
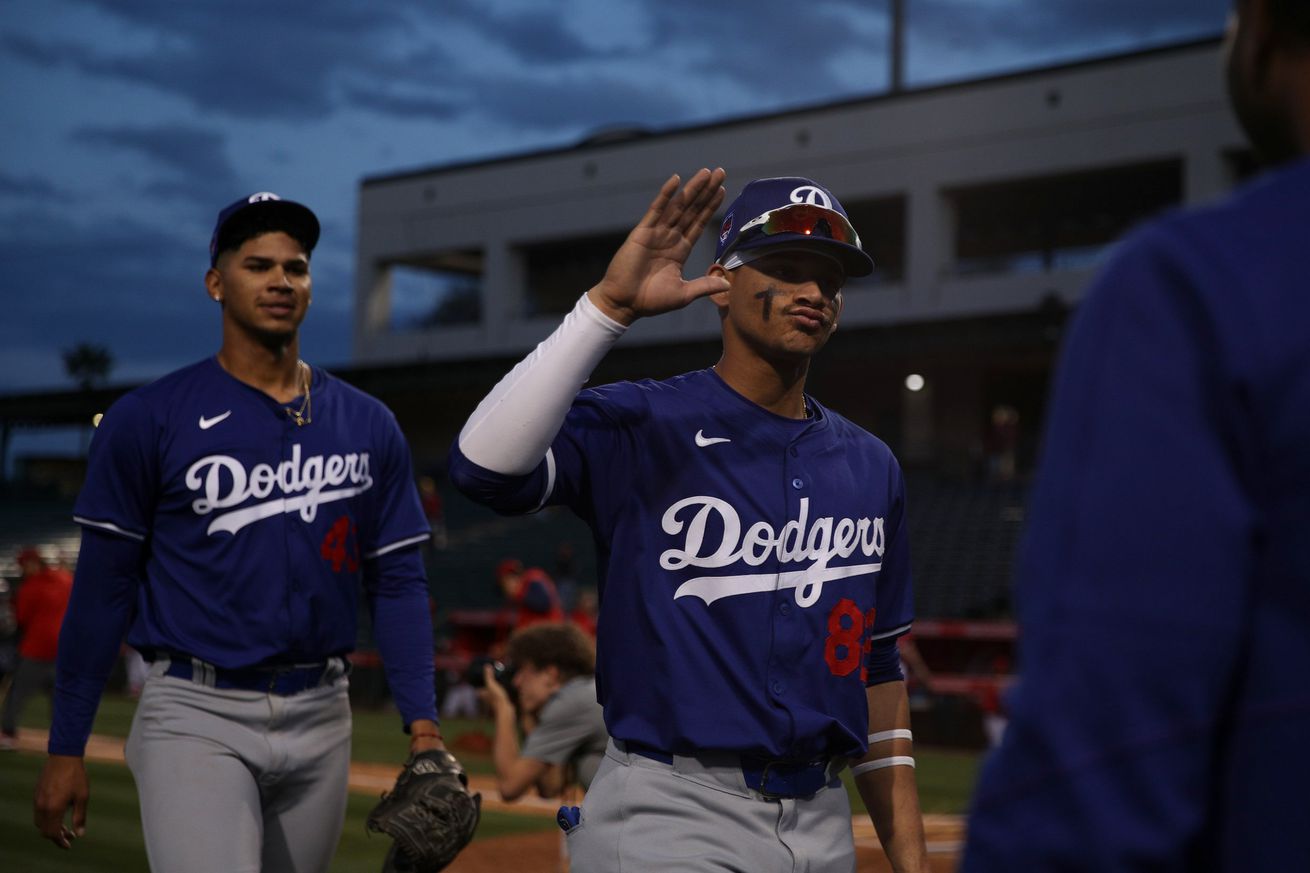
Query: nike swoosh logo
694 429 731 447
199 411 232 430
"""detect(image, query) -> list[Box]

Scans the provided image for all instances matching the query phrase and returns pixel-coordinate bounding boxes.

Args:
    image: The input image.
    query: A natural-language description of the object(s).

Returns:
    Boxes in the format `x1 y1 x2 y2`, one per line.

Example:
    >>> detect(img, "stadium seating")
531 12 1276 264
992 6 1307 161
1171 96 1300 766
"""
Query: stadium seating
0 493 81 579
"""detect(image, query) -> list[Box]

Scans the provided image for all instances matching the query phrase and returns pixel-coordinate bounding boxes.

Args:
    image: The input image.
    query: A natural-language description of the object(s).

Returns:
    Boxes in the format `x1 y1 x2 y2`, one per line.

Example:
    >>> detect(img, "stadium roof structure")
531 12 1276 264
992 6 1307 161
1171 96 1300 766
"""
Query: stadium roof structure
362 35 1223 187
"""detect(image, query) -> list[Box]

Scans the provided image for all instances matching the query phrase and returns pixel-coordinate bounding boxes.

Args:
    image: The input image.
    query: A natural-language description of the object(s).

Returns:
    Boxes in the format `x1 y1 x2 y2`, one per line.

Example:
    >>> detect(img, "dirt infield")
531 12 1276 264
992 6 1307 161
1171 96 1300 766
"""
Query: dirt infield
16 729 963 872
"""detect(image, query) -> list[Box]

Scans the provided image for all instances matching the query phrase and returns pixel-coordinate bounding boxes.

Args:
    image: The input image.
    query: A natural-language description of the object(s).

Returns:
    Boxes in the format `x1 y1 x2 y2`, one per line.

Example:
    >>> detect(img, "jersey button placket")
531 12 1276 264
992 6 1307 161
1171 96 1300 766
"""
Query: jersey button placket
775 445 811 710
770 586 795 700
284 429 305 652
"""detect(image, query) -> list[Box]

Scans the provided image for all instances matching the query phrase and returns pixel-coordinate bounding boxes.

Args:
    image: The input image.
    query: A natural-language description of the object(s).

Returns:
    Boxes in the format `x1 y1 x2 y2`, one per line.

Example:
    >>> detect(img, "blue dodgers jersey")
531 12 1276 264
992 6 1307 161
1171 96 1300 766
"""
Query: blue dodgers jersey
963 159 1310 872
454 368 913 760
73 358 430 668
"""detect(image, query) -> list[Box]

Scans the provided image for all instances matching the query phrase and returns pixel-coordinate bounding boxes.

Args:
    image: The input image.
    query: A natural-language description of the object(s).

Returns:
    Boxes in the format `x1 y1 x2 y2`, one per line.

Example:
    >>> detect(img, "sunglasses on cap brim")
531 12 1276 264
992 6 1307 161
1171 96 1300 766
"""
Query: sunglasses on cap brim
727 203 862 255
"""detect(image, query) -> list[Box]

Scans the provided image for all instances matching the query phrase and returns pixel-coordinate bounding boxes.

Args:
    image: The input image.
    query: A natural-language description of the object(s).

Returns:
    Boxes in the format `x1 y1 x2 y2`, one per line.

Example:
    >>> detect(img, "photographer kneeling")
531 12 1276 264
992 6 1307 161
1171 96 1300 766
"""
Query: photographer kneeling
479 622 608 800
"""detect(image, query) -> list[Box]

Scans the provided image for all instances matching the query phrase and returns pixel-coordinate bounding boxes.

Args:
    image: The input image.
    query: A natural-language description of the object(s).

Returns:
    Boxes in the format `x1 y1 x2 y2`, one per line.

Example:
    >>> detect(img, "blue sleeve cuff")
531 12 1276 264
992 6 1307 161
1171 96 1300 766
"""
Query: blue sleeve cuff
366 545 438 728
447 439 550 515
865 634 906 686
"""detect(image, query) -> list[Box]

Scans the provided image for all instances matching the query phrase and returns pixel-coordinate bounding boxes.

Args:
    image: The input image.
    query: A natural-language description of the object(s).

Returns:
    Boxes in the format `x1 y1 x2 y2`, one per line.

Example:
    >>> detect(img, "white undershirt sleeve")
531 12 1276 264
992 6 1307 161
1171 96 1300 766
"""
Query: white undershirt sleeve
457 294 627 474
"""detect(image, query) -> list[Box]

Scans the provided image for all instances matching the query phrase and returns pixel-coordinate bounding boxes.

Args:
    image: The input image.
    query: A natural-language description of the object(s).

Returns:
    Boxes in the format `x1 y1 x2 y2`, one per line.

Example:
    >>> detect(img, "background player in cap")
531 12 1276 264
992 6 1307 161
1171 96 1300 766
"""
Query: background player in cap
962 1 1310 870
449 169 931 872
33 193 454 871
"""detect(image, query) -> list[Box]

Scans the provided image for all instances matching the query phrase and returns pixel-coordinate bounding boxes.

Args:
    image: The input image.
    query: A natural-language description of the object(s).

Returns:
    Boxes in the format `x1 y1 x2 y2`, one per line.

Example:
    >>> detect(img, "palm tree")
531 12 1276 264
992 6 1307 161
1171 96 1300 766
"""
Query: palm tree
62 343 113 392
63 342 113 452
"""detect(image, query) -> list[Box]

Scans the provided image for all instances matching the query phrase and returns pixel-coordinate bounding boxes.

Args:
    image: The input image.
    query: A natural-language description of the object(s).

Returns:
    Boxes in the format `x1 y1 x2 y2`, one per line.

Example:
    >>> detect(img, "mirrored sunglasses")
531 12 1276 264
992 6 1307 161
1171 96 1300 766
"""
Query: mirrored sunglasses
729 203 862 253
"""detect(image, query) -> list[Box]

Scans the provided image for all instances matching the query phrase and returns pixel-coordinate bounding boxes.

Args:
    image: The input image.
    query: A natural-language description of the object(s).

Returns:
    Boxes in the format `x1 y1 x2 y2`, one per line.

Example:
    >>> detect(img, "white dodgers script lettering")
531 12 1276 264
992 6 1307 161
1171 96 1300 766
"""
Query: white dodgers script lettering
185 444 373 535
661 497 883 607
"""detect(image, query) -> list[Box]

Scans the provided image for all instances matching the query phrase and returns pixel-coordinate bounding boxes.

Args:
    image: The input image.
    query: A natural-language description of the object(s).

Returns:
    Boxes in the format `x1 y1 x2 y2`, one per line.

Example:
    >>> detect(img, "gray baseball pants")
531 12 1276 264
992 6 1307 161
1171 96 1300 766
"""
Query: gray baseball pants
124 659 352 873
566 739 856 873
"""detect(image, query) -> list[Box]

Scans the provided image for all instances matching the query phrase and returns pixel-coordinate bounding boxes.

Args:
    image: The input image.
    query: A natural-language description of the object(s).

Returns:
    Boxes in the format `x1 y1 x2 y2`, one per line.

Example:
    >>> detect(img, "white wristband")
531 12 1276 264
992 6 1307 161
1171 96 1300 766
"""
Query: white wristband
867 729 913 745
850 756 916 776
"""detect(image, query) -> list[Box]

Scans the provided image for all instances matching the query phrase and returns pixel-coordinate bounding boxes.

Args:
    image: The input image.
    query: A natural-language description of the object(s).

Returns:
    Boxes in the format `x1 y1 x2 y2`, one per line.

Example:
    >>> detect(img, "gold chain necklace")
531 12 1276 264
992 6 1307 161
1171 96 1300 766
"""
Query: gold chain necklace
286 360 311 426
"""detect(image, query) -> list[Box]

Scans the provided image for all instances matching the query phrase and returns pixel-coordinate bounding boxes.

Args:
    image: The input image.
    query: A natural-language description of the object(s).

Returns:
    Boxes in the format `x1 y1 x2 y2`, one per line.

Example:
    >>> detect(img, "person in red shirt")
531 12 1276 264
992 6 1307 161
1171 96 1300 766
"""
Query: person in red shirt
569 588 599 638
1 548 73 748
493 558 564 650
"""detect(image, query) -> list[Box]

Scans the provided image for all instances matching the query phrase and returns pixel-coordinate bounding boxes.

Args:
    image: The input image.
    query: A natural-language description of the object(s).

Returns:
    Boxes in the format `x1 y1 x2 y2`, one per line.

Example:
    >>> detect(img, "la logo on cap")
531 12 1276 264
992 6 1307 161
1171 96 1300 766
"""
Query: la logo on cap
248 192 282 204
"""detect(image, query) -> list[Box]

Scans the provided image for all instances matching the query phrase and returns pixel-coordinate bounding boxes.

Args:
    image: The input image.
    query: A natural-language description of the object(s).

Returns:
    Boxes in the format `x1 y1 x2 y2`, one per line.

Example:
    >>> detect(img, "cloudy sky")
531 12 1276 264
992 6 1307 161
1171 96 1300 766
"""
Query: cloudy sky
2 0 1228 397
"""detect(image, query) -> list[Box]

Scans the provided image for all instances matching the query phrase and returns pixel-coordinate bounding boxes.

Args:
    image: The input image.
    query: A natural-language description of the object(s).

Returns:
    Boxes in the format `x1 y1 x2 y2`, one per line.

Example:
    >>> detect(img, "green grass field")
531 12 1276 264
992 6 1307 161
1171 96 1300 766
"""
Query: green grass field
4 693 982 870
13 692 497 770
0 753 556 873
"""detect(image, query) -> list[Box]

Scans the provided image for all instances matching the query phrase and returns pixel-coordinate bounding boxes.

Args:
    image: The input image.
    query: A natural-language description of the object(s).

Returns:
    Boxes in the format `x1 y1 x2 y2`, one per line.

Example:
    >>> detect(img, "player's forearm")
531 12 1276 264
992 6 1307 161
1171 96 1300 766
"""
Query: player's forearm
367 547 438 728
456 294 626 475
49 530 142 756
855 680 930 873
856 766 930 873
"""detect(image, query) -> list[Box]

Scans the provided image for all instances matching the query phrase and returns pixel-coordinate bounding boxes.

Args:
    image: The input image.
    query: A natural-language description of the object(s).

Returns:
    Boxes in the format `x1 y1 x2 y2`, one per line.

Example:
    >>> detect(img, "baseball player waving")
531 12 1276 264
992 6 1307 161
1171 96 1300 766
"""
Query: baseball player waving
33 193 460 872
449 169 931 872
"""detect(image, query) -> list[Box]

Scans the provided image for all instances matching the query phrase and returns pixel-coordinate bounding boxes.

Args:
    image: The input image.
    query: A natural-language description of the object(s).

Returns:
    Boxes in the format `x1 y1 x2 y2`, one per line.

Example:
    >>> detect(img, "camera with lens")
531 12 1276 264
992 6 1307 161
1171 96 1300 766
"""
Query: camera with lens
466 656 512 689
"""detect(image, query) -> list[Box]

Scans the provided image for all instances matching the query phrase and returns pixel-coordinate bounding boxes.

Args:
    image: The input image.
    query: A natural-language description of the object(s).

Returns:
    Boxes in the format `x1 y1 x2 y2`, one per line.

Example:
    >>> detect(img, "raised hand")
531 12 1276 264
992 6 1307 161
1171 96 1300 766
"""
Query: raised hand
588 168 729 326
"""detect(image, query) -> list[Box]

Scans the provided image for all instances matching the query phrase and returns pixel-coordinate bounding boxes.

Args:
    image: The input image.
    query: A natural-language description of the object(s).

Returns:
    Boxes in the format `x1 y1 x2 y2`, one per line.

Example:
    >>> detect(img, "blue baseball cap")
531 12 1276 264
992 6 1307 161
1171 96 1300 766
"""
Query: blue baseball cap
714 177 873 277
209 192 320 266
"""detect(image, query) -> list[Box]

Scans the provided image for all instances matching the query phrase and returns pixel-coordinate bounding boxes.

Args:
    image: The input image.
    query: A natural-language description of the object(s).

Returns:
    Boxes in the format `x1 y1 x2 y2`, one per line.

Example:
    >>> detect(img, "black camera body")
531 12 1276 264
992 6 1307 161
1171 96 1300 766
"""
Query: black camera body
466 656 512 689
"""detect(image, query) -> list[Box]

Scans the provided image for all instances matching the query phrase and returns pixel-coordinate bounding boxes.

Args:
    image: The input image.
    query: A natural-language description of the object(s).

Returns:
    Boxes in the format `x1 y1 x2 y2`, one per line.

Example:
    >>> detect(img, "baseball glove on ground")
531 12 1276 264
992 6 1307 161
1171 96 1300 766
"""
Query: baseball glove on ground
367 749 482 872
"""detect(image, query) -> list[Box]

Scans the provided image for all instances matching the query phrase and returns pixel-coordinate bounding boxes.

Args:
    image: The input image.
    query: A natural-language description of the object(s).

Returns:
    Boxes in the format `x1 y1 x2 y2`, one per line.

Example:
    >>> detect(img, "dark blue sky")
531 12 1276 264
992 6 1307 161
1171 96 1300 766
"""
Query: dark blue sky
2 0 1228 395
